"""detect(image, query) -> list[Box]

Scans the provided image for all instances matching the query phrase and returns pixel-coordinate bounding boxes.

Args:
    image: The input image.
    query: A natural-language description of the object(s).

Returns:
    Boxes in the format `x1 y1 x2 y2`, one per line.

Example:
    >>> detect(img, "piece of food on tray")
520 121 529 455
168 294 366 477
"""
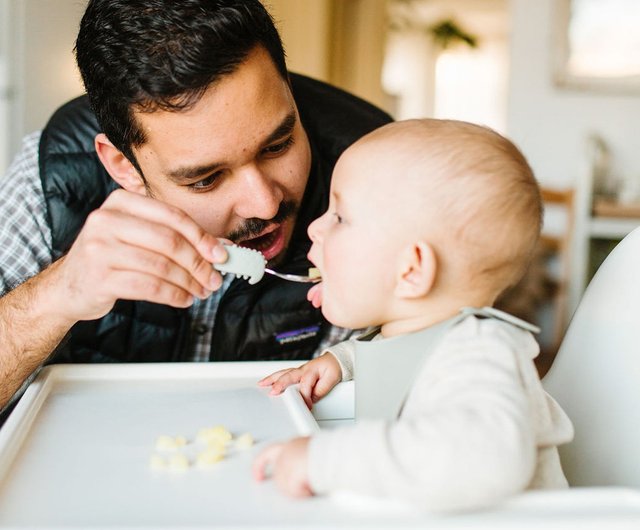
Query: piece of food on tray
150 425 254 472
155 434 188 451
235 432 254 449
196 446 225 468
167 453 190 471
196 425 233 445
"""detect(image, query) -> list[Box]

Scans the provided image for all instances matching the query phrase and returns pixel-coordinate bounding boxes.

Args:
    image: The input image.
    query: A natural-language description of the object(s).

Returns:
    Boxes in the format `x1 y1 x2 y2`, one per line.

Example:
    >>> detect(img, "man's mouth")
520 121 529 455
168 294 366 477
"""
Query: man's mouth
238 224 286 261
227 200 298 262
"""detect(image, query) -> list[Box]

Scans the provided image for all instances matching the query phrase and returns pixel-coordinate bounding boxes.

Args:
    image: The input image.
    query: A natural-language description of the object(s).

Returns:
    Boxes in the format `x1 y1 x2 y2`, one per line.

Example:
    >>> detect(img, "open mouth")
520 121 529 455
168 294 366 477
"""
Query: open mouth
239 224 286 261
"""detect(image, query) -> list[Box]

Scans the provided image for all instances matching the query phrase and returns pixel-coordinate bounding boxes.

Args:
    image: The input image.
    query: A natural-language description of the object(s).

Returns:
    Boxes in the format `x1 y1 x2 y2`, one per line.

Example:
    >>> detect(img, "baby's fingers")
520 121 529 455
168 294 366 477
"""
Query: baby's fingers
252 443 283 481
258 369 292 387
269 369 304 395
298 372 321 409
311 374 340 403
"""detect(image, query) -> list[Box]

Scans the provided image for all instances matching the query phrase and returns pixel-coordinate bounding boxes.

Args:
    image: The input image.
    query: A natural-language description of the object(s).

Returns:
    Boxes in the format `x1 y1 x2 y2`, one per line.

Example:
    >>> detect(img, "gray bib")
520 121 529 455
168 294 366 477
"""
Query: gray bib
354 307 539 421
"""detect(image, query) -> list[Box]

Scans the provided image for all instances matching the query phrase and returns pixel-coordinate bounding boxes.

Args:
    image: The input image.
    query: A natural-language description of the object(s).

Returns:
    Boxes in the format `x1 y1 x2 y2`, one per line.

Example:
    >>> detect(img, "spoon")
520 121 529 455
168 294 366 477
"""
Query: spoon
264 268 321 283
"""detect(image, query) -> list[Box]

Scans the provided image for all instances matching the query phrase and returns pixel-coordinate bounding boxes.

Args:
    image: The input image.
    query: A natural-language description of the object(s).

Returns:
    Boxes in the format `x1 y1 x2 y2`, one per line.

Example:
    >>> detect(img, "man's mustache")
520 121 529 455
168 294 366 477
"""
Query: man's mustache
227 200 298 242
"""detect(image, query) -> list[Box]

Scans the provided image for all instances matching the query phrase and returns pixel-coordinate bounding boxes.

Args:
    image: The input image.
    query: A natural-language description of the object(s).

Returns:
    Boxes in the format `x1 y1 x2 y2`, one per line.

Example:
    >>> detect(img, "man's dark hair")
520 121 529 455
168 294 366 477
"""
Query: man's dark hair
75 0 288 168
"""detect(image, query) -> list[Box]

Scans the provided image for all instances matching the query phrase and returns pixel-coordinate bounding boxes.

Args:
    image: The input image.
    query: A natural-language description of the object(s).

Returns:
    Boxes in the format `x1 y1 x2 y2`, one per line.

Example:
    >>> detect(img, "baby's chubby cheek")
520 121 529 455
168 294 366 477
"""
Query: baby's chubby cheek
319 289 351 328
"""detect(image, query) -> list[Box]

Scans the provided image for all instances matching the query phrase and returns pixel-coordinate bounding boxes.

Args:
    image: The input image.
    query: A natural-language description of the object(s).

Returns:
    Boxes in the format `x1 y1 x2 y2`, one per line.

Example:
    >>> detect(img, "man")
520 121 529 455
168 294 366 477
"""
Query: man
0 0 391 412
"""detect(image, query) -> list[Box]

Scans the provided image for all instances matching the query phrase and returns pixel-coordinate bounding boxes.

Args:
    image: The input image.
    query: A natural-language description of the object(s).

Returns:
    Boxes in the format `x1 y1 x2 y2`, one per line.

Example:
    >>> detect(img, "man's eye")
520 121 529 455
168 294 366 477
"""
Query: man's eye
263 136 294 156
189 172 221 190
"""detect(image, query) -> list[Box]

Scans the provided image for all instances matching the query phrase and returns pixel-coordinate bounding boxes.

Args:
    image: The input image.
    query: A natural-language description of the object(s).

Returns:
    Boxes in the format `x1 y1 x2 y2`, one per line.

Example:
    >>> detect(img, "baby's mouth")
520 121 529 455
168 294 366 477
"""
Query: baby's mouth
307 281 323 308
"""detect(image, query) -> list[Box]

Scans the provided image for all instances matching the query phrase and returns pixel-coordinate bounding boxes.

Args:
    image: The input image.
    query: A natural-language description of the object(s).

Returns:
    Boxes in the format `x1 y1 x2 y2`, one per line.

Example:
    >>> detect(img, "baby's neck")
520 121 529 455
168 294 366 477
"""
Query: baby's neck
380 293 495 338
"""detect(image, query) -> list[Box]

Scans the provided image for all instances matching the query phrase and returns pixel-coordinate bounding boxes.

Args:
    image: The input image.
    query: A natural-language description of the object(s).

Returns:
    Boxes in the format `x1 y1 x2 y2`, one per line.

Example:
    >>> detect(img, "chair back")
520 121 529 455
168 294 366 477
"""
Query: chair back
540 187 575 350
543 226 640 486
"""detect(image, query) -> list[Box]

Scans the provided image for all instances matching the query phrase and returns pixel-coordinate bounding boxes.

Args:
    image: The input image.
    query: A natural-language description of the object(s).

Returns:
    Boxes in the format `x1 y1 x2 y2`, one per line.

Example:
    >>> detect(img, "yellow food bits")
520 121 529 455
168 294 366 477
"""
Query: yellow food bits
205 439 226 453
308 267 321 279
196 446 225 468
151 425 254 473
167 453 190 471
155 434 187 451
196 425 232 445
235 433 254 450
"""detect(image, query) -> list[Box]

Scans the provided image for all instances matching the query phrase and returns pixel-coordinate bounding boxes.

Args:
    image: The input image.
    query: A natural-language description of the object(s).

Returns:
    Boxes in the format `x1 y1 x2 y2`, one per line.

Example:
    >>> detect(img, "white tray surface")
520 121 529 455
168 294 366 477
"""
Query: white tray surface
0 363 639 529
0 363 326 527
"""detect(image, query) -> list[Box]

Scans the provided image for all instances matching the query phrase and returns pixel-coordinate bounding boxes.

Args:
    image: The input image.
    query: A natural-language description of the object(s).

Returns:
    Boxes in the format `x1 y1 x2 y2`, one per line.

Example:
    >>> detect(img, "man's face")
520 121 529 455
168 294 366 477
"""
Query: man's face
132 46 311 263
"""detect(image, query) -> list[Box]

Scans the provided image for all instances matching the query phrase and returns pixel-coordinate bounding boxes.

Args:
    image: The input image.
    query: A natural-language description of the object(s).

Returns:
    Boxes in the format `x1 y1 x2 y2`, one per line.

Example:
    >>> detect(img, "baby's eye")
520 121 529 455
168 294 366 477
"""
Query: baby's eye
332 212 344 224
263 136 294 156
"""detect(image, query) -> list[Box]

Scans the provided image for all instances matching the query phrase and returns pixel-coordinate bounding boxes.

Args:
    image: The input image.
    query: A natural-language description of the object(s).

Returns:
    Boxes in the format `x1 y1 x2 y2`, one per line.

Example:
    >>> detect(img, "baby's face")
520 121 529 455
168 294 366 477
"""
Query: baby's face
307 144 400 329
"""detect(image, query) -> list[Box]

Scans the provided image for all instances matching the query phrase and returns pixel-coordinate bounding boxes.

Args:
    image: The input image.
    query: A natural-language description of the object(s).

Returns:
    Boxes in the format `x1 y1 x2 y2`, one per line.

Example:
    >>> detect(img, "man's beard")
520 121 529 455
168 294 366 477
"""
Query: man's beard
226 199 298 244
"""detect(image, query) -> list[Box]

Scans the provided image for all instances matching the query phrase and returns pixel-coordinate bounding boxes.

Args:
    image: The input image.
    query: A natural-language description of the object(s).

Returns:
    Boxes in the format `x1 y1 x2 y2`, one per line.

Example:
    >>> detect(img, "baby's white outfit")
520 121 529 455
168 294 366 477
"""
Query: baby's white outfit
307 309 574 512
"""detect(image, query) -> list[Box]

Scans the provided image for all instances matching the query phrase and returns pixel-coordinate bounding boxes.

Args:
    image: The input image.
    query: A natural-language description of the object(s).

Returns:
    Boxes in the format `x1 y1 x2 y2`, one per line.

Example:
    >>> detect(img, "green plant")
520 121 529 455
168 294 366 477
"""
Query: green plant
429 19 477 49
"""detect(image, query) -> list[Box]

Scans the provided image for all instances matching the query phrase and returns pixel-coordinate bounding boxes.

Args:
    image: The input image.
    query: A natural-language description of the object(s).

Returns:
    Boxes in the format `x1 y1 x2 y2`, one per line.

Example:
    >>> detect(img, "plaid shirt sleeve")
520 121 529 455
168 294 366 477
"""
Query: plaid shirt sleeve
0 132 54 295
313 324 360 359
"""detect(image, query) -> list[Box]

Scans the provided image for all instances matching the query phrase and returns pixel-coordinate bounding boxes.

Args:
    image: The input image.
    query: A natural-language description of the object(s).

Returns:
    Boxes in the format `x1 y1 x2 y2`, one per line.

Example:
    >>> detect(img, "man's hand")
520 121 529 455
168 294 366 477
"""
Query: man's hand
51 189 228 322
258 352 342 409
0 189 229 410
252 437 313 498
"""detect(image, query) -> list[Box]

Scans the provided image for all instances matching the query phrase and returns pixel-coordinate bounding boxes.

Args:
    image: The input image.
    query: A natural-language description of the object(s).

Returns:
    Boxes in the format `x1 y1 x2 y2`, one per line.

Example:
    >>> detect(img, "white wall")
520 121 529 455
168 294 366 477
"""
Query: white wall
507 0 640 190
1 0 86 173
4 0 638 187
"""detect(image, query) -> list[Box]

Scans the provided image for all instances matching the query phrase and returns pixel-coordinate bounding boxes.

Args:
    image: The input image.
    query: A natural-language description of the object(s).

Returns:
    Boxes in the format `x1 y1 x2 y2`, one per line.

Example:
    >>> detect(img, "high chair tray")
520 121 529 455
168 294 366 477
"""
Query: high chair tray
0 362 638 529
0 362 318 527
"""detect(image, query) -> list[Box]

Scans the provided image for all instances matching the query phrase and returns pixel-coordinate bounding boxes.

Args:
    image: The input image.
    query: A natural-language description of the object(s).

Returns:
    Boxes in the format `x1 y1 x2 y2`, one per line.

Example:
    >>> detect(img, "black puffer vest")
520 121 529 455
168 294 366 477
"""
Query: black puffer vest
39 74 392 364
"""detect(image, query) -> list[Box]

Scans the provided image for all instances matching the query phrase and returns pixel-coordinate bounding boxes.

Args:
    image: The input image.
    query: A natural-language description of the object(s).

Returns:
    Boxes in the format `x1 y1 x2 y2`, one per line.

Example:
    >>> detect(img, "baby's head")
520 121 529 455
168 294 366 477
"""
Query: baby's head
308 119 541 335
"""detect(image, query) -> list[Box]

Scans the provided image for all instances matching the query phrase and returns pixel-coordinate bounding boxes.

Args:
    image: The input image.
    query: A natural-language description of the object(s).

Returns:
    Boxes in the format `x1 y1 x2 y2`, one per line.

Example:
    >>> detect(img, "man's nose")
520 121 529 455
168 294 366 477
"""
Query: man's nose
234 165 283 220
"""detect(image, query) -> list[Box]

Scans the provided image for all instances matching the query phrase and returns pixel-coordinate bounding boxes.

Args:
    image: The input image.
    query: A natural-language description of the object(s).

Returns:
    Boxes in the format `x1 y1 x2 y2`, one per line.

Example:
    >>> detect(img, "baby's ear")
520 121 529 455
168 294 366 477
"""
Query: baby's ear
394 241 437 299
94 133 146 195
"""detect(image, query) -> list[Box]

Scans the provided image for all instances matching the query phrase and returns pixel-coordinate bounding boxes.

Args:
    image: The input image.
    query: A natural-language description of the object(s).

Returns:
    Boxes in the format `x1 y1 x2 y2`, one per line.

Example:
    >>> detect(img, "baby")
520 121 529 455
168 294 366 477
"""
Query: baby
253 119 573 512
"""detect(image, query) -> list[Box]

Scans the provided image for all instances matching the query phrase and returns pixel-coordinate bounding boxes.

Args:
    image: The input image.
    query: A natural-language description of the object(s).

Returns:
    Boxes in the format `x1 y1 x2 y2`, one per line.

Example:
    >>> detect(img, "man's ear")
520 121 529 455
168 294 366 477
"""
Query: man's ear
394 241 437 299
94 133 146 195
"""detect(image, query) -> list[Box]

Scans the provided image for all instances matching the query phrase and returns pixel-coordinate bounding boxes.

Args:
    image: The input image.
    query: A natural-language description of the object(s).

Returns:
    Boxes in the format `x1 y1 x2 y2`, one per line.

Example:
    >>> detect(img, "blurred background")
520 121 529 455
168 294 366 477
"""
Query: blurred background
0 0 639 367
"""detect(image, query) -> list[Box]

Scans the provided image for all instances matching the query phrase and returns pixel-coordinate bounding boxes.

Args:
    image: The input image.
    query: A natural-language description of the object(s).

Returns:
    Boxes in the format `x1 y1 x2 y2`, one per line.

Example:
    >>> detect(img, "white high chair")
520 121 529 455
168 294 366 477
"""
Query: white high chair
543 226 640 487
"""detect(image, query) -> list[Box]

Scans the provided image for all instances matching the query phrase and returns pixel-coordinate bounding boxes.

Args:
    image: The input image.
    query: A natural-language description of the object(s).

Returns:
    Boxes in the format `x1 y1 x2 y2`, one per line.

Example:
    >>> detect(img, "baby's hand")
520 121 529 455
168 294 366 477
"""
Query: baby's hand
258 353 342 409
252 437 312 498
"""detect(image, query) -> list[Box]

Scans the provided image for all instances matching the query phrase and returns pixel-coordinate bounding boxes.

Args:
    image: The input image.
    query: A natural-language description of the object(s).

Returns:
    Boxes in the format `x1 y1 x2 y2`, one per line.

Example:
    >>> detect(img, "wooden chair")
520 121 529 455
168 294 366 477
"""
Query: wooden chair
540 187 576 349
